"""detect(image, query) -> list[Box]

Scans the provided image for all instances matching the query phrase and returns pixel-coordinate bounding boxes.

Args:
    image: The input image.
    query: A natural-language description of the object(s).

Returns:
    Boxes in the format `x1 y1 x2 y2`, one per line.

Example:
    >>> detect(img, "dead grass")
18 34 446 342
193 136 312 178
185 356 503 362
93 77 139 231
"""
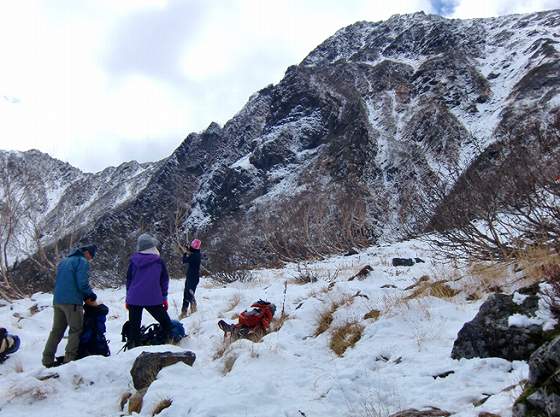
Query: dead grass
128 389 147 414
152 398 172 416
314 295 354 336
28 304 40 316
468 261 510 293
223 353 238 375
221 293 241 316
380 293 409 315
363 309 381 321
464 245 560 298
213 339 230 360
515 245 560 283
119 392 132 411
330 322 364 356
270 313 290 333
405 280 459 300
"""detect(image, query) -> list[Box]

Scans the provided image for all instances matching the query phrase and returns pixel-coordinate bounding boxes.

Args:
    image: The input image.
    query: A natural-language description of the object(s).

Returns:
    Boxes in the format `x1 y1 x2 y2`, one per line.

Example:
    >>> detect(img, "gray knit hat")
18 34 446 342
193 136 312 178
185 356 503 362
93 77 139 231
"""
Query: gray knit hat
136 233 159 252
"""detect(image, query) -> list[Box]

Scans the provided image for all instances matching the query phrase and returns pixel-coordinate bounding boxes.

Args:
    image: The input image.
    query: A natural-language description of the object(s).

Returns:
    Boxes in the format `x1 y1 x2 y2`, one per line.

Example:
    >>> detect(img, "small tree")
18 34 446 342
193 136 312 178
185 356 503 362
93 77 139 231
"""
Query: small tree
411 126 560 262
0 162 37 299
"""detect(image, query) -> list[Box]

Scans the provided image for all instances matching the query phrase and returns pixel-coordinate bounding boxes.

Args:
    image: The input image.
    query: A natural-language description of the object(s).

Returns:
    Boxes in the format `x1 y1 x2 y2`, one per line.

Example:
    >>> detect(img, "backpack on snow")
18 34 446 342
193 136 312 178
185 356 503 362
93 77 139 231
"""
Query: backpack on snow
78 304 111 359
120 319 186 351
238 300 276 330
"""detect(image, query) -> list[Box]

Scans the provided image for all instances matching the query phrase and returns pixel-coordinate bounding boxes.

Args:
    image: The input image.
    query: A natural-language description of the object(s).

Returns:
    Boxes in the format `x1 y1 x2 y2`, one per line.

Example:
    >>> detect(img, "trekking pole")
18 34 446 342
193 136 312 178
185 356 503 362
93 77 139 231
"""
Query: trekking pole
116 343 128 354
281 280 288 318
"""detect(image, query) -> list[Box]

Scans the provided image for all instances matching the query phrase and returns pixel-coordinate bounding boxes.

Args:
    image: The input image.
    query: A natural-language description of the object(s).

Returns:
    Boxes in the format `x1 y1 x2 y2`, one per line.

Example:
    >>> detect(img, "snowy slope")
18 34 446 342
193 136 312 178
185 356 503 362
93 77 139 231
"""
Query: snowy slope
0 239 540 417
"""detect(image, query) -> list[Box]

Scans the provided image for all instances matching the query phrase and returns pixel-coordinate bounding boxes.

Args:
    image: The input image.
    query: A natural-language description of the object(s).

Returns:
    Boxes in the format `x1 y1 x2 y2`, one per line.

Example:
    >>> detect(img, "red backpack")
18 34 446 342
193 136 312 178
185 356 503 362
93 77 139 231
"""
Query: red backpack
238 300 276 330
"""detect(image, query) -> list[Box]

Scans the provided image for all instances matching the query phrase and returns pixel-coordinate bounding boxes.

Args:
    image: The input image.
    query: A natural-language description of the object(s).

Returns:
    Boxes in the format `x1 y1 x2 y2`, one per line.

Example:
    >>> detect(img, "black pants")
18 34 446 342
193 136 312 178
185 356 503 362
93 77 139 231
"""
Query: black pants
182 278 199 312
128 305 172 345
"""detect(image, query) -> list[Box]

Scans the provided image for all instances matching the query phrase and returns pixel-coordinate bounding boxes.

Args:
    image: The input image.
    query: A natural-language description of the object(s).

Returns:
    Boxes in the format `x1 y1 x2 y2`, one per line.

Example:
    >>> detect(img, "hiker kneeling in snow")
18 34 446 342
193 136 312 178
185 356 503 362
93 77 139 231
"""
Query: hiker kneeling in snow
0 328 20 363
125 233 172 348
218 300 276 340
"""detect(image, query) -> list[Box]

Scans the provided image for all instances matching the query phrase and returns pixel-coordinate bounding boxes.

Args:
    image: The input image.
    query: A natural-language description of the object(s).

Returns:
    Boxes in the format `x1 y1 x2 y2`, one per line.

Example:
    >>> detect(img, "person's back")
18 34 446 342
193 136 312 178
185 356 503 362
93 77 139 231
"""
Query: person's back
125 233 171 348
184 250 201 282
180 239 202 318
126 253 167 306
42 245 97 367
54 249 95 305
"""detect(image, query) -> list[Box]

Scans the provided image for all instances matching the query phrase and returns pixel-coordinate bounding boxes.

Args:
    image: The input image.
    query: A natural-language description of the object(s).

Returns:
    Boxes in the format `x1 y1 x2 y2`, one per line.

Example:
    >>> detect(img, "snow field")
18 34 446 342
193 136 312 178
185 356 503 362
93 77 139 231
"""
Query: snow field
0 240 529 417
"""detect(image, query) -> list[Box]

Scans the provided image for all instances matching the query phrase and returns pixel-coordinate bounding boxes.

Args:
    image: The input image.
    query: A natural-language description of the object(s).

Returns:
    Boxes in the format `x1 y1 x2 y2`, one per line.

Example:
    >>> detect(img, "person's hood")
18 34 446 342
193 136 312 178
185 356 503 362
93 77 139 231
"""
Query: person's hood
68 248 85 258
131 252 161 268
84 303 109 316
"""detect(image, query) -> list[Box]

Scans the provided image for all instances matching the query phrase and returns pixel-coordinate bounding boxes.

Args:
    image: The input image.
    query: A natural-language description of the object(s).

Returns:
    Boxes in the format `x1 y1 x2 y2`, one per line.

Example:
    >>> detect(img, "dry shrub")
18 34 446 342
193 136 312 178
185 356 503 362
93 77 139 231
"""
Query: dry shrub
541 263 560 320
515 245 560 282
314 295 354 336
270 313 290 333
213 340 230 360
406 280 459 300
14 359 23 373
466 261 510 295
330 322 364 356
363 309 381 320
212 269 253 285
223 353 238 375
28 304 40 316
315 307 335 336
380 294 409 315
128 389 146 414
119 392 132 411
152 398 172 416
292 264 341 285
221 293 241 315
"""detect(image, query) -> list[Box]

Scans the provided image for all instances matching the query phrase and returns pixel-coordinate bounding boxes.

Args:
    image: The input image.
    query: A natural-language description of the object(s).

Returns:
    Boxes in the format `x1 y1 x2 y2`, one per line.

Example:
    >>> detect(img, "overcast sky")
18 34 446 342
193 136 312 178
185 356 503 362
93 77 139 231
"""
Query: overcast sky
0 0 557 172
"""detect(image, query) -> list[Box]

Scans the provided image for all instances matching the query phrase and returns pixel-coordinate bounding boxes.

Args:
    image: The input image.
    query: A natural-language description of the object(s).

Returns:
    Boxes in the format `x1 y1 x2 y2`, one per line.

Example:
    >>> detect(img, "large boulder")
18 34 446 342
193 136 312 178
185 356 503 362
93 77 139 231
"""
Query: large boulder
513 335 560 417
130 351 196 390
451 287 545 361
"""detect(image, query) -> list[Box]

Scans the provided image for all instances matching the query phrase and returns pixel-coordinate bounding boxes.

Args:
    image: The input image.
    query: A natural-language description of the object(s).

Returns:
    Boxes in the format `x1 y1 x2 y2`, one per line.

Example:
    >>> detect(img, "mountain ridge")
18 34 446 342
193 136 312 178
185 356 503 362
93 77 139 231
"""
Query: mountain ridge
2 9 559 290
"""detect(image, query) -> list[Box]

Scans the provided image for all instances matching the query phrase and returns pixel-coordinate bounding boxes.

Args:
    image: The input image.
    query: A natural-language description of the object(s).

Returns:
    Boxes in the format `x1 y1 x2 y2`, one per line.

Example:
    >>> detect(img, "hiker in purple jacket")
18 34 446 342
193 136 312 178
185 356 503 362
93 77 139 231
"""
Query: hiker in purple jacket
125 233 172 347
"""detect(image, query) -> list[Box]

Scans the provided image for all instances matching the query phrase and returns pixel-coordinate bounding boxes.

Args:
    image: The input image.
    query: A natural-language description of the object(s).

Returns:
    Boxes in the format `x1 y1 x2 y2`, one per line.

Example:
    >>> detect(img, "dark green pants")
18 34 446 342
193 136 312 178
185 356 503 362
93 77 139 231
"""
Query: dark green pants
42 304 83 366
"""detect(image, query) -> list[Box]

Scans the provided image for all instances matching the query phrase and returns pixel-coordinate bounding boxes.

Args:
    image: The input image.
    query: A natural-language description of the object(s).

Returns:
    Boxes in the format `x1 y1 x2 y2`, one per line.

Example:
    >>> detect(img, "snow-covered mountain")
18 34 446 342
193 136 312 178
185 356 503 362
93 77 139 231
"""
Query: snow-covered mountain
0 149 160 263
4 10 560 288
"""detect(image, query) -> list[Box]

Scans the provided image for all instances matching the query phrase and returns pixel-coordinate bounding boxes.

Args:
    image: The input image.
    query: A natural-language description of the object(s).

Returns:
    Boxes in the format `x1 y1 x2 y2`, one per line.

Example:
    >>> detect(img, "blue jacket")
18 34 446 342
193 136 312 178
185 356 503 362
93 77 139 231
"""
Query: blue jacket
53 249 96 305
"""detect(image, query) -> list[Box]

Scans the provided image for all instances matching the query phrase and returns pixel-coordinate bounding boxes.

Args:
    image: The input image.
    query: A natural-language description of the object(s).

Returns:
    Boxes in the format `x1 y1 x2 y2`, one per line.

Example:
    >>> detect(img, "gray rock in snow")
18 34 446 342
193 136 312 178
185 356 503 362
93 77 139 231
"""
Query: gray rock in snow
130 351 196 390
451 290 545 361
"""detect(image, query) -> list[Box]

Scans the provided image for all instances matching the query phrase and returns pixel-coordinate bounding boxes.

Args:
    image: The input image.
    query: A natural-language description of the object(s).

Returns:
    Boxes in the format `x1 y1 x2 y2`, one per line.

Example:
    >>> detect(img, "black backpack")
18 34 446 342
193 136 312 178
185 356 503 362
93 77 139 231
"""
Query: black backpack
121 320 186 351
78 304 110 359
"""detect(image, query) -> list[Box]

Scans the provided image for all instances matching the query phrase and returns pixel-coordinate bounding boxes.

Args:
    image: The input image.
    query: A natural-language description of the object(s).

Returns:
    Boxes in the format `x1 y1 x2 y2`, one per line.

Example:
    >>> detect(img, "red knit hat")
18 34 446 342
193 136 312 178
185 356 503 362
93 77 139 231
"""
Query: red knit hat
191 239 202 250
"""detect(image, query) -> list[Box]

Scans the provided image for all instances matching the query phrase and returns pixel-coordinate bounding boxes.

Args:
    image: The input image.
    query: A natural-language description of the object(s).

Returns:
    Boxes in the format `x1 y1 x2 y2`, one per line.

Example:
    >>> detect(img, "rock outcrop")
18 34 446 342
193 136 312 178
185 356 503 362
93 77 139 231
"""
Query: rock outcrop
513 336 560 417
451 286 554 361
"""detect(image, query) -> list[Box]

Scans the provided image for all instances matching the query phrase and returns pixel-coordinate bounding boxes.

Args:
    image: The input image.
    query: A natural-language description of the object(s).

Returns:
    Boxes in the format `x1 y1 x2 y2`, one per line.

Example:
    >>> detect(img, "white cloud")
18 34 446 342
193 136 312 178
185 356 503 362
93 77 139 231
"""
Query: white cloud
0 0 555 171
451 0 559 18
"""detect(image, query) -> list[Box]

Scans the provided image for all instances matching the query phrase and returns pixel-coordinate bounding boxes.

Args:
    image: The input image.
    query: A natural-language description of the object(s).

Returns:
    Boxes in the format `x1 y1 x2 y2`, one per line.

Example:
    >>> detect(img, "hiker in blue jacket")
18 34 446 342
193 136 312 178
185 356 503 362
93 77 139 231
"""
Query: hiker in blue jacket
42 244 98 367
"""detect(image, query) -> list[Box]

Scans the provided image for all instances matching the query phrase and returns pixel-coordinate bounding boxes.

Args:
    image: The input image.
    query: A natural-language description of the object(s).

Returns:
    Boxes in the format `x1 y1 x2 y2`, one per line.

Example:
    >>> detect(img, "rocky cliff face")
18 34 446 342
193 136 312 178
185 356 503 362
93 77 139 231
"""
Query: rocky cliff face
5 10 560 288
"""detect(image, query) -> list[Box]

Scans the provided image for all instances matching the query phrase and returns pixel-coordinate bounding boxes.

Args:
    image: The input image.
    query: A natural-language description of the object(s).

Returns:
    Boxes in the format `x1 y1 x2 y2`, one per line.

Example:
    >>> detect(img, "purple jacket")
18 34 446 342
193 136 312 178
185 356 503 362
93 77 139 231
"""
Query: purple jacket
125 253 169 306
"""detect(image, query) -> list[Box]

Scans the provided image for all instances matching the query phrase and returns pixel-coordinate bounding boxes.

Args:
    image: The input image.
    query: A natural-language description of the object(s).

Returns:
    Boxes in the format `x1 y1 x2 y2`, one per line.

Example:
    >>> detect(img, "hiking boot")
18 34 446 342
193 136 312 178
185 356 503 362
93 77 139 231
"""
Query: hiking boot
190 302 197 314
218 320 235 334
179 310 188 320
